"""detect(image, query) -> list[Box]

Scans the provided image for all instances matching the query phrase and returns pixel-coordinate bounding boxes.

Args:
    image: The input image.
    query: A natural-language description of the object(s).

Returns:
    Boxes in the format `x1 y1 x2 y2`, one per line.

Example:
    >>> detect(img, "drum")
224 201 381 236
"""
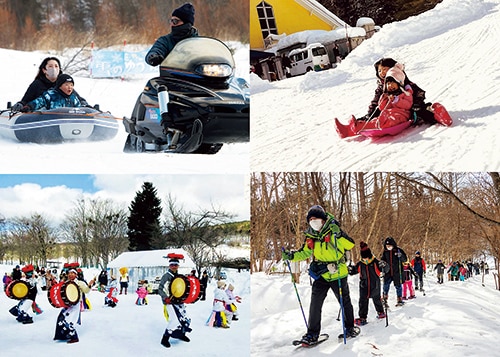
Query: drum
48 281 81 308
5 280 30 300
169 275 200 304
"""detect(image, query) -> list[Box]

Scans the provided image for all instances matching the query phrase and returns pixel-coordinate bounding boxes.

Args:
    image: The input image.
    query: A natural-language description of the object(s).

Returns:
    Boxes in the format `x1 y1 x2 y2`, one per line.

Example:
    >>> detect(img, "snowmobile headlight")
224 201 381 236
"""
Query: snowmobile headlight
195 64 233 77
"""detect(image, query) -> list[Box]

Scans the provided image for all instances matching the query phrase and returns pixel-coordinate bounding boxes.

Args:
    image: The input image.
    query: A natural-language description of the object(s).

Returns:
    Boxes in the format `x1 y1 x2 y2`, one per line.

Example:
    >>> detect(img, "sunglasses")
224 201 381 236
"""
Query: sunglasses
170 18 182 25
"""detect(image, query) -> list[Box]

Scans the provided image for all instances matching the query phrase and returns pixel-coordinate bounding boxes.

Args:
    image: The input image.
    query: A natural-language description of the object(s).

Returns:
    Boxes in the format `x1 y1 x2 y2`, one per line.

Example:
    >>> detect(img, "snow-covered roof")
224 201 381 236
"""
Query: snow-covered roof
295 0 348 28
356 17 375 27
107 248 195 268
276 27 367 51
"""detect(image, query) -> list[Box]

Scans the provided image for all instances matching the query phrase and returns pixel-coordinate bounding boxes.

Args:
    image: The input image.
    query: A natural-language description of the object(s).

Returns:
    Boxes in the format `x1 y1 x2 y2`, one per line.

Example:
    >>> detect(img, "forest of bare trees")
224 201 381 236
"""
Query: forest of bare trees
251 172 500 287
0 0 249 51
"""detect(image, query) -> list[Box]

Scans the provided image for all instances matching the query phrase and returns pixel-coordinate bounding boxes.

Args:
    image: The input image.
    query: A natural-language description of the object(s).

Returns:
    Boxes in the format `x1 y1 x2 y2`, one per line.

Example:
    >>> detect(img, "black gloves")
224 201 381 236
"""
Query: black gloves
11 102 24 112
147 53 164 66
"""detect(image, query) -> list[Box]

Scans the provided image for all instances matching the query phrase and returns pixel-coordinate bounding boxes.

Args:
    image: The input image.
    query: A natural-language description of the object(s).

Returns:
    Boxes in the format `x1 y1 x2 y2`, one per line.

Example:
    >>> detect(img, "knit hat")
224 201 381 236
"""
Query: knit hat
415 251 421 255
56 74 74 88
384 236 397 248
217 280 226 289
306 205 327 222
360 241 372 259
172 3 195 25
385 63 405 86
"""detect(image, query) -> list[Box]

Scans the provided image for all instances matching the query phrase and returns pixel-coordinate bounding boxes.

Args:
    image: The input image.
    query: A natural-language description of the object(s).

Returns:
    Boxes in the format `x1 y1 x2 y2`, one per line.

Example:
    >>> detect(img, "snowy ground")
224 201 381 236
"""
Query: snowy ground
251 0 500 171
0 43 249 174
251 265 499 357
0 265 250 357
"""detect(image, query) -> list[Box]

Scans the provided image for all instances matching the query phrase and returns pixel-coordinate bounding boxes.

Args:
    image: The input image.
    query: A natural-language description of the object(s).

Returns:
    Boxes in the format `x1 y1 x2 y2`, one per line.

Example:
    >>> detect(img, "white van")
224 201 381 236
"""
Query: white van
288 43 331 77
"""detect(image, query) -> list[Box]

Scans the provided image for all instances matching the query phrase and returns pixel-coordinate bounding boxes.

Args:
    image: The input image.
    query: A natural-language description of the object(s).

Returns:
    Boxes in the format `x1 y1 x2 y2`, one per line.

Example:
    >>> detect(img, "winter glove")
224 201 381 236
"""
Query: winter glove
20 105 32 112
348 264 357 275
147 53 164 66
11 102 24 112
281 249 294 261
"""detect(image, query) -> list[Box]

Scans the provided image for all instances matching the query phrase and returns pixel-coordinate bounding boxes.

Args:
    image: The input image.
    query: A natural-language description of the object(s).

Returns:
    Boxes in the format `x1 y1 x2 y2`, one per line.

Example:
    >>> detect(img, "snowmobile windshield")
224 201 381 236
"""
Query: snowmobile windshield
160 37 235 79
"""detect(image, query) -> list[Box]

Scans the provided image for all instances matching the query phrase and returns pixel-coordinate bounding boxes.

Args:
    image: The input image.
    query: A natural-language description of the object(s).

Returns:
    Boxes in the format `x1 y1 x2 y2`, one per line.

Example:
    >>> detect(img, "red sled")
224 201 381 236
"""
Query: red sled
359 121 412 137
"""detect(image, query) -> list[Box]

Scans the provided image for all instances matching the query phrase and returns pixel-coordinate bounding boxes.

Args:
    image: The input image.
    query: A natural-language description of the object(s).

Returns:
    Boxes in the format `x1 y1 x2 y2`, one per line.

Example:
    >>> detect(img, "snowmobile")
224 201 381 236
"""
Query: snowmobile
123 37 250 154
0 106 119 143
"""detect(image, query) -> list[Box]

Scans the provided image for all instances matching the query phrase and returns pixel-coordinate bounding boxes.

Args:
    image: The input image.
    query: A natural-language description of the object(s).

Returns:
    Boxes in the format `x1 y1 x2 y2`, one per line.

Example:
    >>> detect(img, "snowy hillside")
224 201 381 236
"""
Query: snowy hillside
251 267 499 356
0 43 249 174
251 0 500 171
0 265 250 357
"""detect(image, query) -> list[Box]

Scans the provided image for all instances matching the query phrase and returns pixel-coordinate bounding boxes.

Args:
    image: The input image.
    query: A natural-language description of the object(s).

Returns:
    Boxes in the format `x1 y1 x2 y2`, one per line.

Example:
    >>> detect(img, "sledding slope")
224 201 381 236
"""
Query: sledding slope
251 0 500 172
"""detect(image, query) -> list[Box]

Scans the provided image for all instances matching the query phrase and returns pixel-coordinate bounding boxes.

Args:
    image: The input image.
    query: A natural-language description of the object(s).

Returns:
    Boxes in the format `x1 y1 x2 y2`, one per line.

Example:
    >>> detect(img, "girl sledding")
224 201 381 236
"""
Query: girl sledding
335 58 452 138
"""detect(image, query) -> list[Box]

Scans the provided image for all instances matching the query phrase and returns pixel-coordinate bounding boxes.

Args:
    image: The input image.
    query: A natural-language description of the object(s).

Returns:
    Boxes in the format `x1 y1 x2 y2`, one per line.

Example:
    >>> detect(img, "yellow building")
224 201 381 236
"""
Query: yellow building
250 0 347 50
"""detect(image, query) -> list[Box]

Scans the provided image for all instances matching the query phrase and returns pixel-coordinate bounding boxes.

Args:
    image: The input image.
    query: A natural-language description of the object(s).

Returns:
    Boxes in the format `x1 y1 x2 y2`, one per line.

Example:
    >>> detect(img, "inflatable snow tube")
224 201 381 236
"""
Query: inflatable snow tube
5 280 30 300
48 281 81 308
0 107 119 143
169 275 200 304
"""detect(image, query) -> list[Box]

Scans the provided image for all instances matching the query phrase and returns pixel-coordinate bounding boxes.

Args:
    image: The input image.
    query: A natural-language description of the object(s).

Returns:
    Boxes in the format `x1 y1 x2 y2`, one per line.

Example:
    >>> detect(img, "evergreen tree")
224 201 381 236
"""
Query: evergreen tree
127 182 163 251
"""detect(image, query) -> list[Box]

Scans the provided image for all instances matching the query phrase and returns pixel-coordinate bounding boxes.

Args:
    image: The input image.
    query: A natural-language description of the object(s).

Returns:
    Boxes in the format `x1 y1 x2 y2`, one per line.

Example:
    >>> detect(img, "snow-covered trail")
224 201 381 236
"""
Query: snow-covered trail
250 0 500 172
251 270 499 357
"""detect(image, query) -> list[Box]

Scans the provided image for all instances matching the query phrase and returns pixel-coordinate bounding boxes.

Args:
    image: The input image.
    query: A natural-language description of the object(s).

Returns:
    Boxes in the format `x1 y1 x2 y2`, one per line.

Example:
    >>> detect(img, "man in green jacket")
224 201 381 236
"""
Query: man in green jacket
283 205 359 345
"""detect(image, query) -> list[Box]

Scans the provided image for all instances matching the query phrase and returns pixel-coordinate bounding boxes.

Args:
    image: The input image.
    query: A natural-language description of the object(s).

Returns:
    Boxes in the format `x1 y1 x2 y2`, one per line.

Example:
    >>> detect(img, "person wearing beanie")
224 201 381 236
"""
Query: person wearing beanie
411 251 427 291
282 205 359 345
334 62 414 138
380 236 408 307
349 242 386 326
23 73 88 111
145 2 198 66
207 279 230 328
434 260 446 284
158 254 192 348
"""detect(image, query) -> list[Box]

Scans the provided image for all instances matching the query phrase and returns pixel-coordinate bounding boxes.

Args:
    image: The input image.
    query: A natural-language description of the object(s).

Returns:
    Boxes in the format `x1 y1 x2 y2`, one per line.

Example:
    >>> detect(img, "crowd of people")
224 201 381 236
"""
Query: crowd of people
282 204 493 346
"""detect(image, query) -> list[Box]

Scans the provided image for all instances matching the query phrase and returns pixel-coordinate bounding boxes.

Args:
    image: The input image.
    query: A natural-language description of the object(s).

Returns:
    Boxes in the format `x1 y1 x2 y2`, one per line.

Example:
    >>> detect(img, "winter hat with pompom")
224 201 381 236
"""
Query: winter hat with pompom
385 63 406 87
360 241 372 259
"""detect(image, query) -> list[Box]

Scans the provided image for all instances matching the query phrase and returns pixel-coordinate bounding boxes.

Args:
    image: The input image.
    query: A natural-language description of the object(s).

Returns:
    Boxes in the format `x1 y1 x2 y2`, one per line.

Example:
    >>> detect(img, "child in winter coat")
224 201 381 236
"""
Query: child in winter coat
350 242 386 326
411 251 427 291
225 284 242 321
22 74 88 111
380 236 408 307
104 275 118 307
207 280 230 328
402 262 417 299
136 282 148 305
335 64 414 138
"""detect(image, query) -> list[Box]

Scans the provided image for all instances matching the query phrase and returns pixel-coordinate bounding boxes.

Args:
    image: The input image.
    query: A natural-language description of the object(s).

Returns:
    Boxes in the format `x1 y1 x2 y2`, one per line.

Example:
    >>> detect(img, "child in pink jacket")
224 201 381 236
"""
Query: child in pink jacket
336 64 414 137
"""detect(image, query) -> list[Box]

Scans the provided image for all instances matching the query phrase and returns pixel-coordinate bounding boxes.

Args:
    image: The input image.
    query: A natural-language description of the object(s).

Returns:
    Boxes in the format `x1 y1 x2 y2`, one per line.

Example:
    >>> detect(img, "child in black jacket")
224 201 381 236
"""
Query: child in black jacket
350 242 386 325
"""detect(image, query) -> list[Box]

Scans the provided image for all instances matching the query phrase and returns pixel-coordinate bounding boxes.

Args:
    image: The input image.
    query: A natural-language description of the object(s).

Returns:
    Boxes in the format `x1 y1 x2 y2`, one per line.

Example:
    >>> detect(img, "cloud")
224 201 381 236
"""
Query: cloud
0 174 249 225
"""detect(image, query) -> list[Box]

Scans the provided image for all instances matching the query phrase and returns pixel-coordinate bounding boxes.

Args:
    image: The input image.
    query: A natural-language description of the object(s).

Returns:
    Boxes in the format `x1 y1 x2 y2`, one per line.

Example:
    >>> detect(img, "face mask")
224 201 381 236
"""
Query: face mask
309 219 323 232
45 67 59 80
387 245 393 251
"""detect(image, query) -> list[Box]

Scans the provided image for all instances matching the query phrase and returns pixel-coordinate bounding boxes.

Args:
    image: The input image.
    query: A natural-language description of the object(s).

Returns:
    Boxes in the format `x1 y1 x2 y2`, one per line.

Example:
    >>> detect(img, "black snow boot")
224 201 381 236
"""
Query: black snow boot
171 328 190 342
161 333 171 348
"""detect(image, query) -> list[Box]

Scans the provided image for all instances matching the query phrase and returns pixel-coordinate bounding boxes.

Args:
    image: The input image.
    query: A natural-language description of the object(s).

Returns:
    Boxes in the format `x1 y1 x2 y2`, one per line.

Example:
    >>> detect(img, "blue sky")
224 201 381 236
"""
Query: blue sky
0 174 98 192
0 174 249 224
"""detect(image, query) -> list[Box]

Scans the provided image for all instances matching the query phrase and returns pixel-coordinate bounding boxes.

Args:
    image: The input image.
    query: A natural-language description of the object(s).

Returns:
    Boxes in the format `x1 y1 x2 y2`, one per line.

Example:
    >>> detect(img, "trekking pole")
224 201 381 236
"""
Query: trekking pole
333 235 347 344
336 308 341 321
282 248 308 330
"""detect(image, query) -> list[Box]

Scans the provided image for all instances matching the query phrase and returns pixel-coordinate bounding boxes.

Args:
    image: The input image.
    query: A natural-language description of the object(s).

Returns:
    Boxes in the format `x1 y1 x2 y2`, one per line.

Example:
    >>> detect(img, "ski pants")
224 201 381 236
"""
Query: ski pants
358 287 384 319
414 272 424 289
383 276 402 297
307 276 354 336
402 280 415 298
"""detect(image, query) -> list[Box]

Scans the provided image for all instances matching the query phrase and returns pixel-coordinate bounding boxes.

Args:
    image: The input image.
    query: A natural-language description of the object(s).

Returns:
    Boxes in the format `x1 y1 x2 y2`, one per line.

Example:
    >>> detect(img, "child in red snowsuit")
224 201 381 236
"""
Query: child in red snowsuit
336 64 413 137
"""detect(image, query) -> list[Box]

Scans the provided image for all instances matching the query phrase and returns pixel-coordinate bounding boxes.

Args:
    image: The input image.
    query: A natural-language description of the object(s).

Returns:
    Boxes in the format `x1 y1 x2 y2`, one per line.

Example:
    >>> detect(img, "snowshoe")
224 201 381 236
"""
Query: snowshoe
293 333 329 347
338 326 360 342
409 295 416 299
431 103 452 126
354 317 368 326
